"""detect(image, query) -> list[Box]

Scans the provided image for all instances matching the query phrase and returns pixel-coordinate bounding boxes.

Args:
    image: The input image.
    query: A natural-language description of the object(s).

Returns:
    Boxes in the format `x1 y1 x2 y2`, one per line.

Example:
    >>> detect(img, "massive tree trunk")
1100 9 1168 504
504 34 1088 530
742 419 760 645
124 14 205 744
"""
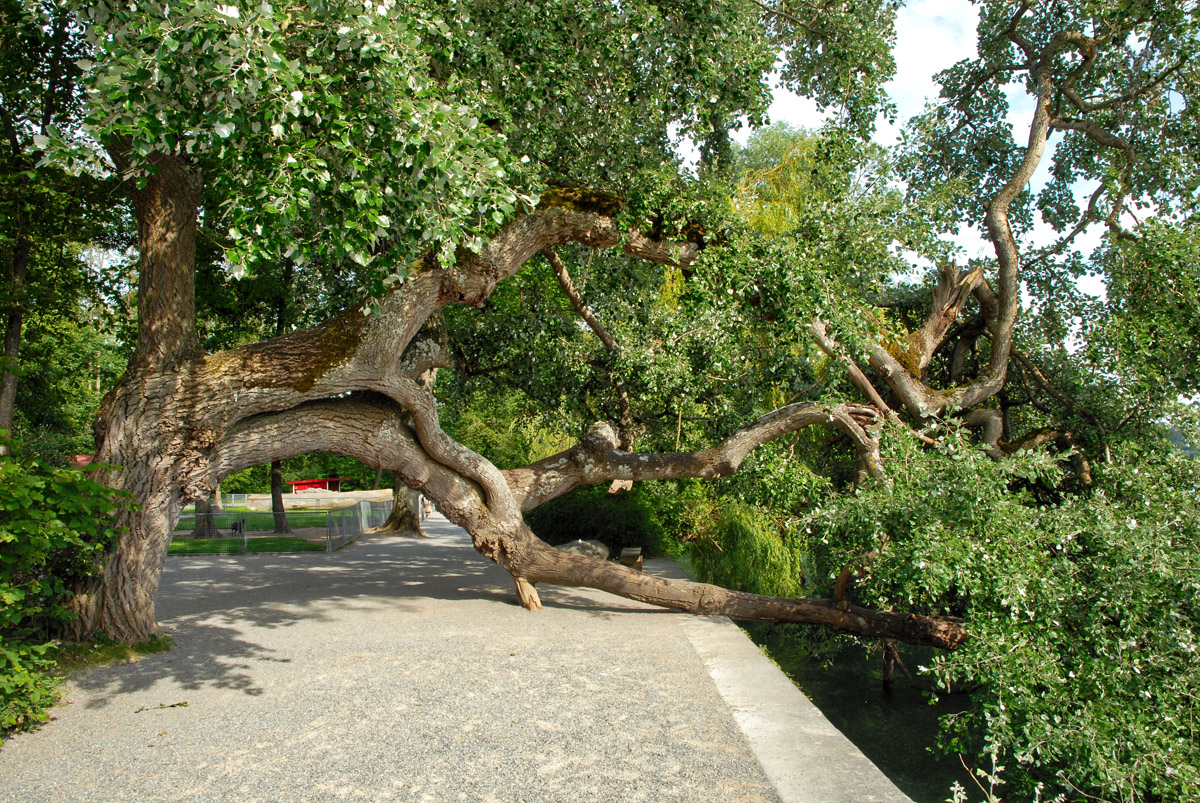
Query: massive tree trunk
68 148 204 641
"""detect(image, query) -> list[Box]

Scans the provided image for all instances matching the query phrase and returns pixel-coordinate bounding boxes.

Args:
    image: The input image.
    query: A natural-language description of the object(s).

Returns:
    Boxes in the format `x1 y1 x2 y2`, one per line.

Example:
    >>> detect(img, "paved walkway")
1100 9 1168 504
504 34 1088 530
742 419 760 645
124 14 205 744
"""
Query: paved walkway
0 515 909 802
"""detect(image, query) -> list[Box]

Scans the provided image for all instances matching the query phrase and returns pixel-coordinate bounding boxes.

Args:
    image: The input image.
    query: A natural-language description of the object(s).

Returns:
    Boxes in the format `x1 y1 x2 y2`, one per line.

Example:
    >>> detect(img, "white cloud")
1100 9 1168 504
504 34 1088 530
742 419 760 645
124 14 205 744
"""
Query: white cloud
877 0 980 146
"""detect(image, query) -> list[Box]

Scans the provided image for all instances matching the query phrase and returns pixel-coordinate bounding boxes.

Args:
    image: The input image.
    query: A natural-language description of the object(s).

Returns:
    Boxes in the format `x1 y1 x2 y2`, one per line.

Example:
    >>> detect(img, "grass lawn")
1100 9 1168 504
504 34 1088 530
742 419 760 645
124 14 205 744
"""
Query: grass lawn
258 510 329 529
174 509 331 532
168 536 326 555
49 634 175 673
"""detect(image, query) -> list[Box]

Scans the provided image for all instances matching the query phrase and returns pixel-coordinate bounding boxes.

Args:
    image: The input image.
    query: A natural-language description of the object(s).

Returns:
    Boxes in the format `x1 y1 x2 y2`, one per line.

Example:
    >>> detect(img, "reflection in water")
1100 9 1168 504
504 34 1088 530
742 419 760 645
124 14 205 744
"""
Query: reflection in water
744 624 978 803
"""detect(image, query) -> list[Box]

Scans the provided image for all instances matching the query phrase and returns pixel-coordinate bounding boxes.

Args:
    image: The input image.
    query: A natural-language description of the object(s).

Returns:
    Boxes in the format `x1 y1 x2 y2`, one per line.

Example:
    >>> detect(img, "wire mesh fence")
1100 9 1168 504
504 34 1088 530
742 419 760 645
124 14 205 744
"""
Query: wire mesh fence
325 500 394 551
171 499 393 555
172 512 251 555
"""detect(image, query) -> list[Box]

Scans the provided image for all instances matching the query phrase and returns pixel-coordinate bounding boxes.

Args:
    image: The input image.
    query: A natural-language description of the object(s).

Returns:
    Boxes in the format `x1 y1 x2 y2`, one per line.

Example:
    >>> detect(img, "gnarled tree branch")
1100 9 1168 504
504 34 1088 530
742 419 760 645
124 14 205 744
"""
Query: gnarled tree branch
212 396 962 650
504 402 882 511
866 44 1057 420
809 319 891 412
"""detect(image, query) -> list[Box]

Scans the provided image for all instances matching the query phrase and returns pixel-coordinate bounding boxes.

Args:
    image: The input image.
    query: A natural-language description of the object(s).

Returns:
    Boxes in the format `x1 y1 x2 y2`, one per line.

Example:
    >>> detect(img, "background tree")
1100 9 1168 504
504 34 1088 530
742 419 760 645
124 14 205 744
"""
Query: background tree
0 0 124 456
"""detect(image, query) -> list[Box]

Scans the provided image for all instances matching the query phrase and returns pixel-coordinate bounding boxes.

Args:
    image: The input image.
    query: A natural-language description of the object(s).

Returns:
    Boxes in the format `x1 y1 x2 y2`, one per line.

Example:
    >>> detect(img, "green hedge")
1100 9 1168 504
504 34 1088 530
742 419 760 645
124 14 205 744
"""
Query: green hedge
0 449 130 734
523 484 667 556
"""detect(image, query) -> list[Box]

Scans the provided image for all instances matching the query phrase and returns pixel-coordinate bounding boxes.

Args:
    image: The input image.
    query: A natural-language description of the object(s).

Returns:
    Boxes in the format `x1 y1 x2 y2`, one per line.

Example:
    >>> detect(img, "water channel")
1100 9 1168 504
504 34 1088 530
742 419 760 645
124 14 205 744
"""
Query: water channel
743 624 980 803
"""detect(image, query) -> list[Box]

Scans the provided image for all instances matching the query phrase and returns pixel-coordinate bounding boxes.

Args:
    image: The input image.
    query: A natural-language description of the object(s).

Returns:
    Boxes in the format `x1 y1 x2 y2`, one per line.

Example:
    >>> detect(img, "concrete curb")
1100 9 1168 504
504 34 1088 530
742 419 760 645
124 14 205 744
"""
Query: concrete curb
647 558 912 803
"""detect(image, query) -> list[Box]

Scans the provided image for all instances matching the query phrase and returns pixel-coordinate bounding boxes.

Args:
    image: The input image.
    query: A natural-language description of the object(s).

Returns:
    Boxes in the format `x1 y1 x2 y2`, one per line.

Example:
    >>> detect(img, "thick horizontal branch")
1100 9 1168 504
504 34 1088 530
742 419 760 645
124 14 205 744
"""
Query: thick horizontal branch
213 396 495 531
215 393 879 519
513 540 966 650
504 402 882 511
176 192 700 472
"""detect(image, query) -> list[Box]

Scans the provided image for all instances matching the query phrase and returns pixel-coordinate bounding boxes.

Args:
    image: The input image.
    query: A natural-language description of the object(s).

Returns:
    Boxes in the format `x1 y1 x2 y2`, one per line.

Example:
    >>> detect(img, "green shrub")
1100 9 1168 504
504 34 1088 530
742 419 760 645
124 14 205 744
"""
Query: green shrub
691 502 806 598
0 449 131 736
796 429 1200 802
0 639 59 732
523 484 667 555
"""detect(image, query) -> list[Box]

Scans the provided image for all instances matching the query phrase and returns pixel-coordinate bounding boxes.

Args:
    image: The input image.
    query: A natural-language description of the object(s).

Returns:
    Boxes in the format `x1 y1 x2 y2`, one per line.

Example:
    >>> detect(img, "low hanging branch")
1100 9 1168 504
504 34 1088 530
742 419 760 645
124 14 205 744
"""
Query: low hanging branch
544 248 619 351
503 403 883 511
214 394 963 650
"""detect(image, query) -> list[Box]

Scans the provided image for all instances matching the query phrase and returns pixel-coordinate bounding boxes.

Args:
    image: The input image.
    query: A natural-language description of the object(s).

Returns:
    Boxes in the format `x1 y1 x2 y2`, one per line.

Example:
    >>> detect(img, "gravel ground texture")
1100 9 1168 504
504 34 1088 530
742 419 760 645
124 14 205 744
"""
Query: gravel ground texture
0 515 781 802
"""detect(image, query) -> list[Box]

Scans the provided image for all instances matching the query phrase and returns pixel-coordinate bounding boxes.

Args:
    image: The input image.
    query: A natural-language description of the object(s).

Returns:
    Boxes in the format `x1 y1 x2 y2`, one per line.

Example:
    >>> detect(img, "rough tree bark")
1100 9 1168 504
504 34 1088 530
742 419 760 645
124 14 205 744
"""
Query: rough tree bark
270 266 292 533
68 146 205 639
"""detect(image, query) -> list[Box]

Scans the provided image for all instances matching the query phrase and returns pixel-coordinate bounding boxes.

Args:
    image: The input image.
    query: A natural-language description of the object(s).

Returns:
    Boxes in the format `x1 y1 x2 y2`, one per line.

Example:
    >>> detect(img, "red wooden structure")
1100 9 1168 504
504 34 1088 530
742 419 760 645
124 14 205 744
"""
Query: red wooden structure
287 478 351 493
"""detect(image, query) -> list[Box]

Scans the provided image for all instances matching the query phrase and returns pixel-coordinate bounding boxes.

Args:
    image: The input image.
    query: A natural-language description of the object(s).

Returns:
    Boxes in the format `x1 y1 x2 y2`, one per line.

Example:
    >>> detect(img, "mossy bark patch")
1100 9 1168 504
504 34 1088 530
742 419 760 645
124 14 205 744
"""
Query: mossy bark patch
540 187 624 218
288 313 366 392
232 310 367 392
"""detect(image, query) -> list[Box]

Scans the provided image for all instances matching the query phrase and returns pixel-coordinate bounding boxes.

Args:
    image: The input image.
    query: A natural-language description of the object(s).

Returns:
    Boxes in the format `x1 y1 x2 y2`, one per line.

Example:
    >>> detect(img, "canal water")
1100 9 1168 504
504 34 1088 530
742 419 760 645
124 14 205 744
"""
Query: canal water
743 624 979 803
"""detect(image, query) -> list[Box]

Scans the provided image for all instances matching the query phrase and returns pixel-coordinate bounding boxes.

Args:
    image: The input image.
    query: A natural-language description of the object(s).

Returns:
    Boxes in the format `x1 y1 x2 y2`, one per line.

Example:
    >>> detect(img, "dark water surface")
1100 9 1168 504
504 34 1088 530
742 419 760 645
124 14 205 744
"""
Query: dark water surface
745 625 978 803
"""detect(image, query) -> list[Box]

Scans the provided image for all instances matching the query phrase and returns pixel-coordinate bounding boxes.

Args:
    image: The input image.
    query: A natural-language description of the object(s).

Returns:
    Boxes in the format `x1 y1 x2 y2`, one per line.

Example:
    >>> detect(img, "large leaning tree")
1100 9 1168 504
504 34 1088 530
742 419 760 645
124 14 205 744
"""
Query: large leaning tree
42 0 1197 657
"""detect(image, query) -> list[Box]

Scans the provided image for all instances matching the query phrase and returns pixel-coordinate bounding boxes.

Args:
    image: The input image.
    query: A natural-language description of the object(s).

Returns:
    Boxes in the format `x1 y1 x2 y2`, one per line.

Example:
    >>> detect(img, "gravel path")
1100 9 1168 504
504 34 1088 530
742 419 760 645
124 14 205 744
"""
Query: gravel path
1 515 782 802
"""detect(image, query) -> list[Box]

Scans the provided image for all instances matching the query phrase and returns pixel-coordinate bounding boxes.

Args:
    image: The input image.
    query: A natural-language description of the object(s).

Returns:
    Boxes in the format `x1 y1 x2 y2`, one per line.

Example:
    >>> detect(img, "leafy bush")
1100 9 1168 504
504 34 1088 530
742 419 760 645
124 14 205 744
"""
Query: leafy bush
0 449 130 735
796 428 1200 802
0 640 58 732
523 484 667 556
692 502 806 598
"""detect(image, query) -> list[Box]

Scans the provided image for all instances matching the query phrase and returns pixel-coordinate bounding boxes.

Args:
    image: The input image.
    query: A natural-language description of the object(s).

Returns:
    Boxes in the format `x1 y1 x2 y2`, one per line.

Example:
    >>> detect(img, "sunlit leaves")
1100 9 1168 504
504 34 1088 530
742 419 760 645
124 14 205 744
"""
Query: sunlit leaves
766 0 900 137
68 0 523 277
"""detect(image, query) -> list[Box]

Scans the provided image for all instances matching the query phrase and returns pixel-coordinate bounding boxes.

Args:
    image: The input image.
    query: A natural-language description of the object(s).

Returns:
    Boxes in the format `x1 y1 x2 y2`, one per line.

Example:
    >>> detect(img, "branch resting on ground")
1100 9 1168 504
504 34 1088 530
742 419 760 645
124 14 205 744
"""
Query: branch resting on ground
216 394 963 650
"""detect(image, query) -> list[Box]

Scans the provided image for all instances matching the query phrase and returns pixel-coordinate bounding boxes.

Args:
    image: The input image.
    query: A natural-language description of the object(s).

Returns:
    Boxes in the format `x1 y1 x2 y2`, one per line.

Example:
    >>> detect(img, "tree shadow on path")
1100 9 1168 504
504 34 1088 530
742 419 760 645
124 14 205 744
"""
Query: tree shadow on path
69 518 675 708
